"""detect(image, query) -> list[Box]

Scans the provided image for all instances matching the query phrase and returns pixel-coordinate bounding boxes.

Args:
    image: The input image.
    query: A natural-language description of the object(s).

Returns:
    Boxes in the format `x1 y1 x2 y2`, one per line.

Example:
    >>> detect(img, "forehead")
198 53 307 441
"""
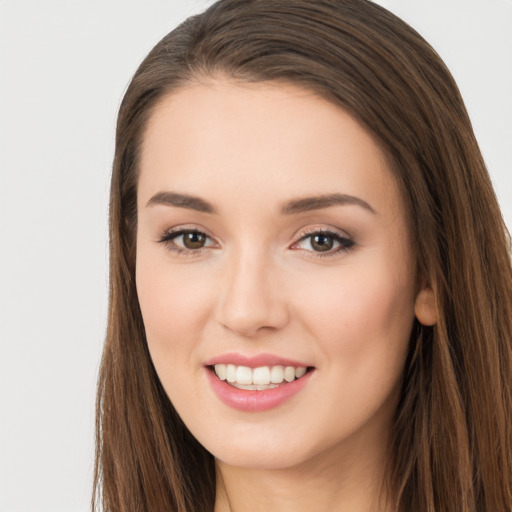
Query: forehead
137 79 402 218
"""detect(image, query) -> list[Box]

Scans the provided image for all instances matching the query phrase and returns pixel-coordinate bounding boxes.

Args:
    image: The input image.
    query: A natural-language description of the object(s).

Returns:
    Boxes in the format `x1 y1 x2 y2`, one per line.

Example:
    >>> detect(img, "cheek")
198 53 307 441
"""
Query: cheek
135 247 214 381
294 257 416 367
286 259 416 442
135 258 219 423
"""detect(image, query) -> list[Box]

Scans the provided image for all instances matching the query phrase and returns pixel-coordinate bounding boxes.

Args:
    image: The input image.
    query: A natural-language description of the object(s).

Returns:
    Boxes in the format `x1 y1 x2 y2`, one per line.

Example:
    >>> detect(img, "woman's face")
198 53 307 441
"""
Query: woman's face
136 79 423 470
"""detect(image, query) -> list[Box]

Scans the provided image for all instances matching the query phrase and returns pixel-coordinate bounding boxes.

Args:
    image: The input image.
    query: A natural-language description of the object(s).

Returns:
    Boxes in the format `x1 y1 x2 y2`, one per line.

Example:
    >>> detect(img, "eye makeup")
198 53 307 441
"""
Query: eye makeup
292 228 355 258
156 225 355 259
157 227 218 257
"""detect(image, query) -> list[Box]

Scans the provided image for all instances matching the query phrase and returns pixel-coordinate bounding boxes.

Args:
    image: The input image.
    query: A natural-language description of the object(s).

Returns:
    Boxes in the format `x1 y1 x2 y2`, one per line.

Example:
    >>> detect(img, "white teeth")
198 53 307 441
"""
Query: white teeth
253 366 271 385
226 364 237 383
270 365 284 383
213 364 308 387
215 364 227 380
235 366 253 385
284 366 295 382
232 383 279 390
295 367 307 378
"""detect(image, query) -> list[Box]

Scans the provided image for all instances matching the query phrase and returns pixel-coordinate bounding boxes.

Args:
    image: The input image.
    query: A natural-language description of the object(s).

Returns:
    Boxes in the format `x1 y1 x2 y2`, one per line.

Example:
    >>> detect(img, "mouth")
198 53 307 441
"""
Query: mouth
208 364 314 391
204 353 315 411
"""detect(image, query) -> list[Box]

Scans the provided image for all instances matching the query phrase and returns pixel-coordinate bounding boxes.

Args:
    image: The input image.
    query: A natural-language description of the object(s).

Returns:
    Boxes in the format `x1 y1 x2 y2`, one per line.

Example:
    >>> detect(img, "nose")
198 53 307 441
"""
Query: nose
216 249 290 337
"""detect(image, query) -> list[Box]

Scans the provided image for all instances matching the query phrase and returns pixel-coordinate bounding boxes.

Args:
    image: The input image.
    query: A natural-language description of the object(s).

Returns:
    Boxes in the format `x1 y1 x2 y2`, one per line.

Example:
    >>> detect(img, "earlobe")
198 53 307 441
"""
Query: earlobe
415 287 437 326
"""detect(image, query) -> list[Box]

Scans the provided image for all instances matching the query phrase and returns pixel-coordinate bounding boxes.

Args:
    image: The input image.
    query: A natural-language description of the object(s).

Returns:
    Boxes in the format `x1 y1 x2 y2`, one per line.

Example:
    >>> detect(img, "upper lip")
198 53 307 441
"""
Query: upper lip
204 352 312 368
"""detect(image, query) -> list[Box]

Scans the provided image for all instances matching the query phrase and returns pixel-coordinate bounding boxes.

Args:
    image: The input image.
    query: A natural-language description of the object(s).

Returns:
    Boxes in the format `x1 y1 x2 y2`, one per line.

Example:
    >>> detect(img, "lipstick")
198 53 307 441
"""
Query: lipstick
204 353 314 412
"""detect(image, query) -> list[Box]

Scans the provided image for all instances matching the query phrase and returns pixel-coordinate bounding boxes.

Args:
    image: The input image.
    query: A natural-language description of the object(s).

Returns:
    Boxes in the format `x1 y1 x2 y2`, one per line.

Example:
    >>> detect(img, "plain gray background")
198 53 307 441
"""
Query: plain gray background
0 1 510 511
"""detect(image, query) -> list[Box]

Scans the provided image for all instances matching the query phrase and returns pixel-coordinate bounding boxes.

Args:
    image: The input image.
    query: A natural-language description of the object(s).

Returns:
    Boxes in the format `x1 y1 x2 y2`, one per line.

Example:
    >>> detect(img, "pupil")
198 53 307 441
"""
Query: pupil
311 234 333 252
183 232 206 249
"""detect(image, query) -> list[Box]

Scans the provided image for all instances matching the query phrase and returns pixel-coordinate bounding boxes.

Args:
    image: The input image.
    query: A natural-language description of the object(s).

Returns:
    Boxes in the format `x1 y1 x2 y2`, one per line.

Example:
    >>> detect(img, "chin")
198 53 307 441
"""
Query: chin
214 445 309 470
197 426 324 471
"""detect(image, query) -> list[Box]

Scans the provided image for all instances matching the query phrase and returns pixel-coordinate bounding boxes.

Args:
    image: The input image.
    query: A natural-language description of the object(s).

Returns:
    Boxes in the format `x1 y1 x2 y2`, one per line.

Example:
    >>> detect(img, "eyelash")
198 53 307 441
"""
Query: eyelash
157 227 355 259
293 228 355 258
157 228 215 258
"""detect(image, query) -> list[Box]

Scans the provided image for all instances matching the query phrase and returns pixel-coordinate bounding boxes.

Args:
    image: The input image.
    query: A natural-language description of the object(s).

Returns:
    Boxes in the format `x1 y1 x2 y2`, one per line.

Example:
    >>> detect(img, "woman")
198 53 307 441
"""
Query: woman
93 1 512 511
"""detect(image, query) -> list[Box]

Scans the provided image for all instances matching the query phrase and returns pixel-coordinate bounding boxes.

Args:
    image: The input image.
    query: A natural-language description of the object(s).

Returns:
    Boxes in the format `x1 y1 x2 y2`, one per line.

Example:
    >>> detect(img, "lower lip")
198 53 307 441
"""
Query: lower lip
205 368 313 412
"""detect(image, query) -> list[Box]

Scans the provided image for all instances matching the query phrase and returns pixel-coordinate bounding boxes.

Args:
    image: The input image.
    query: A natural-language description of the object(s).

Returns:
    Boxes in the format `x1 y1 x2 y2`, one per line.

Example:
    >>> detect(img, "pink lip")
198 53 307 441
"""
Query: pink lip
204 352 310 368
205 366 314 412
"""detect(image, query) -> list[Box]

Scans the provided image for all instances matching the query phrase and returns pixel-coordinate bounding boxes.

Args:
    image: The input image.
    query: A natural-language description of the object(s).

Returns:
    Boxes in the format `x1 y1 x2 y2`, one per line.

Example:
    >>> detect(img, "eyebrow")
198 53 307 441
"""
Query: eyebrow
146 191 218 214
280 193 376 215
146 191 376 215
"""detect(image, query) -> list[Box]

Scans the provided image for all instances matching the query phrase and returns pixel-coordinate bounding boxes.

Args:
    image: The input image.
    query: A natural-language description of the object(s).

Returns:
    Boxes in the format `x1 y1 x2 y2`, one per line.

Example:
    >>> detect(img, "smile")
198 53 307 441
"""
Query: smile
213 364 307 390
205 356 315 412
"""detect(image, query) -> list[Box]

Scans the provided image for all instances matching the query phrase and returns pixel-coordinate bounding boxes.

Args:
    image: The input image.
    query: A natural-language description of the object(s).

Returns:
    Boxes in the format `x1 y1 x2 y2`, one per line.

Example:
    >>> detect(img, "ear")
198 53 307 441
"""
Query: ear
414 287 437 326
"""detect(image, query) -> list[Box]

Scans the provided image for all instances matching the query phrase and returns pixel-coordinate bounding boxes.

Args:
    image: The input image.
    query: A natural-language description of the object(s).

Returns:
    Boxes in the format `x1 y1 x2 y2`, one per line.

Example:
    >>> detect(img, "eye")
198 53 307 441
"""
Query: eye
292 229 355 257
158 228 216 254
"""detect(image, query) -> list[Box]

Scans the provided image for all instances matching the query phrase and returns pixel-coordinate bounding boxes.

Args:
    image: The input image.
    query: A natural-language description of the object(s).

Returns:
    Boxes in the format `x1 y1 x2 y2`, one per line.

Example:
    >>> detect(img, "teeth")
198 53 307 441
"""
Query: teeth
295 367 307 378
215 364 227 380
232 383 279 390
236 366 252 385
270 365 284 383
213 364 308 387
253 366 271 385
284 366 295 382
226 364 236 383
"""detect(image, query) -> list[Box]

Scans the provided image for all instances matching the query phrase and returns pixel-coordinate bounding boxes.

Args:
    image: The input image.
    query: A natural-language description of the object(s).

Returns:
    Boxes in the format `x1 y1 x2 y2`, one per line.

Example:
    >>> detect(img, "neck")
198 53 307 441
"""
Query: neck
214 427 394 512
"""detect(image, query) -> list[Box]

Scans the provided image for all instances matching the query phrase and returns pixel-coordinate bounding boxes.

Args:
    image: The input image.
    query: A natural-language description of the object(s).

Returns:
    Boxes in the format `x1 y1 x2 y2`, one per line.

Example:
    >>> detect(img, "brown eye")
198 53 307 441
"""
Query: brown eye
182 231 207 249
310 234 334 252
293 229 355 257
158 228 215 254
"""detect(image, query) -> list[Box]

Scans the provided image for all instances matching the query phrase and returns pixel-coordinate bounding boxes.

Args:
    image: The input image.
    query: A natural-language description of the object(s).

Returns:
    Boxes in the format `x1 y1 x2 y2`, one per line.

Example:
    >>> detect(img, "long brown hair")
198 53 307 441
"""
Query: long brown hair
93 1 512 511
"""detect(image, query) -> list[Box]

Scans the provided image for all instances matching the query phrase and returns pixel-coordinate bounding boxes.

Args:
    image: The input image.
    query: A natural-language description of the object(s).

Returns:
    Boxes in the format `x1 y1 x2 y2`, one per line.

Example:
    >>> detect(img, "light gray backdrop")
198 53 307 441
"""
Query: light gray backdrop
0 1 510 511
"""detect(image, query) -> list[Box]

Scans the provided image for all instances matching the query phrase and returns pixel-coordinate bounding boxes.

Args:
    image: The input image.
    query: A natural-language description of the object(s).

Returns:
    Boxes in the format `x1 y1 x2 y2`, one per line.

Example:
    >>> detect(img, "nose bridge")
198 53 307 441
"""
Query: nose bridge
217 243 288 336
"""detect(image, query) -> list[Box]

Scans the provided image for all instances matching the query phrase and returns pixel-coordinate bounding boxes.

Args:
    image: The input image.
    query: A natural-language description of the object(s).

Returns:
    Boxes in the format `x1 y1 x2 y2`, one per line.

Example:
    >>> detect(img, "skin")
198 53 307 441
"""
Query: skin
136 78 435 512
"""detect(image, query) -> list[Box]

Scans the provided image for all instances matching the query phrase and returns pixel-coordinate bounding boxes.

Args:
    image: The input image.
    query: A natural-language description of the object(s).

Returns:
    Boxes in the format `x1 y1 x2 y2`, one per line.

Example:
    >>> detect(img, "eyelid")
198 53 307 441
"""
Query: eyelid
158 224 216 240
157 225 219 255
293 224 353 243
157 224 355 258
290 225 355 257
